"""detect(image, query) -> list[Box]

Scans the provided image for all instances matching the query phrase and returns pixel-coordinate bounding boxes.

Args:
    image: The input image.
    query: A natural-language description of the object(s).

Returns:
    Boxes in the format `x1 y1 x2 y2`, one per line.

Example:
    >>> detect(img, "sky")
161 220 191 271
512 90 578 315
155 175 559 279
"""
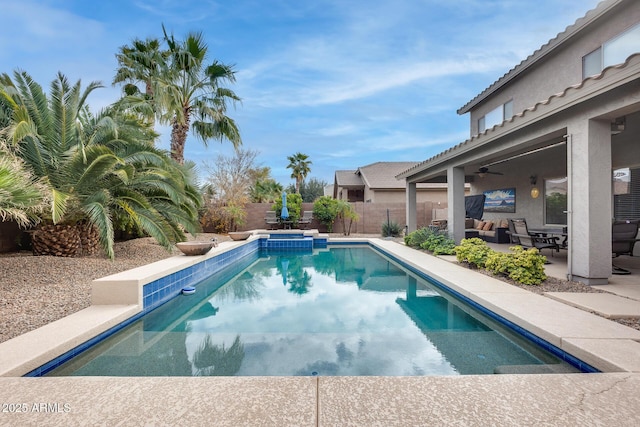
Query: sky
1 0 602 187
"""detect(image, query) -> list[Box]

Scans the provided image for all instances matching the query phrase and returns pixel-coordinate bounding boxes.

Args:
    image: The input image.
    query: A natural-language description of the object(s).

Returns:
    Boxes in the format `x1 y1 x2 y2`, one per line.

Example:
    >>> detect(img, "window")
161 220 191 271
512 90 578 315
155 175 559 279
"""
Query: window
614 167 640 220
478 100 513 133
583 48 602 79
544 177 567 226
582 23 640 78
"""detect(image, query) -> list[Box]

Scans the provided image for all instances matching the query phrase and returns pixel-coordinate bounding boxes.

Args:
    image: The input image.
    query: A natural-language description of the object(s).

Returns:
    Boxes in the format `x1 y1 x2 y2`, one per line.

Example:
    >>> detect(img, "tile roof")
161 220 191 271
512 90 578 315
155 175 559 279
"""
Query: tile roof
357 162 419 189
398 51 640 180
457 0 622 114
334 170 363 187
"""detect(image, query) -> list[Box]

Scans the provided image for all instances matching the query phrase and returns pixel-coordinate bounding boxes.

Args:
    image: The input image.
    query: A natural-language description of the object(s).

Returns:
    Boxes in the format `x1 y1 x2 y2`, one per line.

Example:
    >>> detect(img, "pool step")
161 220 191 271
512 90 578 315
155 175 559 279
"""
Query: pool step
265 236 314 250
494 364 579 374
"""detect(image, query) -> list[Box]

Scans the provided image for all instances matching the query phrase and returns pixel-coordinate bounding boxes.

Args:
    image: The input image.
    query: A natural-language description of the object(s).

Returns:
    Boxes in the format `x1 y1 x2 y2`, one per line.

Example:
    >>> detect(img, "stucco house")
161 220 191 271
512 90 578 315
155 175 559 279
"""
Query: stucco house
334 161 463 204
398 0 640 285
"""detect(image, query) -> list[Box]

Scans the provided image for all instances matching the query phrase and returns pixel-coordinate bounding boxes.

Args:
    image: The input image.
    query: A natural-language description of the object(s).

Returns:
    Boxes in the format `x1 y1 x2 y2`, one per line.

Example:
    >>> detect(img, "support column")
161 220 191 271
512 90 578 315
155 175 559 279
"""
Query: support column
447 167 466 243
567 118 611 285
406 181 417 232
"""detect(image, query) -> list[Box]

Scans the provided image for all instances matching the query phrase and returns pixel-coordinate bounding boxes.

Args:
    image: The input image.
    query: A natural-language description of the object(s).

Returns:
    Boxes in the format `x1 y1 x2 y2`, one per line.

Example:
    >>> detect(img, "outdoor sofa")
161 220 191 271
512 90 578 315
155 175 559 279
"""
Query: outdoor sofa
465 218 510 243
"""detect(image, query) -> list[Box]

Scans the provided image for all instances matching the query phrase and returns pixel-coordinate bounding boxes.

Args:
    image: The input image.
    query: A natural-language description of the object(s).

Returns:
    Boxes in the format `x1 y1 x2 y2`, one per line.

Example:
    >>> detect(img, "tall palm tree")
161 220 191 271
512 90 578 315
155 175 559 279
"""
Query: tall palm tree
0 70 202 258
114 26 243 165
159 26 242 164
113 37 166 99
286 152 312 193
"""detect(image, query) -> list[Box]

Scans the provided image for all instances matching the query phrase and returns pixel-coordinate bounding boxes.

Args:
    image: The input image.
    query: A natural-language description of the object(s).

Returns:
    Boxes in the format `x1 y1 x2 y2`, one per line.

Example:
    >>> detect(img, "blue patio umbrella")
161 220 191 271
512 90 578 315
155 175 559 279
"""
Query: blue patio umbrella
281 192 289 220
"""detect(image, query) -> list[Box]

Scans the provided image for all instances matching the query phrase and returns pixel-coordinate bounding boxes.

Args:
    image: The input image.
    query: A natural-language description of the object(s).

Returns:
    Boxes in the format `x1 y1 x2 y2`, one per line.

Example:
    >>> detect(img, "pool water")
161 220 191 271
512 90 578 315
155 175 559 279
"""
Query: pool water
47 247 579 376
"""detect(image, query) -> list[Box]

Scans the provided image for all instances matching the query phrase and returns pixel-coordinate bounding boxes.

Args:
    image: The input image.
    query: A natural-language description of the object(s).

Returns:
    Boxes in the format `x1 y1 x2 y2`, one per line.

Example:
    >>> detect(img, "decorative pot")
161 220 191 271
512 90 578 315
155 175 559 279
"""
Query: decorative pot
228 232 251 241
176 241 215 256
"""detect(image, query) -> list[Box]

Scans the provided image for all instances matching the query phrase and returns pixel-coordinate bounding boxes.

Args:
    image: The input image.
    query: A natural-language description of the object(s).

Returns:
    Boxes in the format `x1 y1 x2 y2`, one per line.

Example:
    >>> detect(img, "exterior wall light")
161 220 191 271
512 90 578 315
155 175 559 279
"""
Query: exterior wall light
530 175 540 199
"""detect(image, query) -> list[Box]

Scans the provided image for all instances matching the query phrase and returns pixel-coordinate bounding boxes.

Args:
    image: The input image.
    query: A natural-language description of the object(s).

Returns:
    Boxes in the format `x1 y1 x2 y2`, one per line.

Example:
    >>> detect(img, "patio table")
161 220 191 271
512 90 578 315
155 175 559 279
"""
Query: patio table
529 228 568 248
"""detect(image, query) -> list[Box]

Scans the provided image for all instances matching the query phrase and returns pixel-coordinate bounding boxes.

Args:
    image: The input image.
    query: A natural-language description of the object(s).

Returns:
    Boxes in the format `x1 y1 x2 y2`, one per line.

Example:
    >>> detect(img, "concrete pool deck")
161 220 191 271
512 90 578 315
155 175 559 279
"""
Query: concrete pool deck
1 237 640 425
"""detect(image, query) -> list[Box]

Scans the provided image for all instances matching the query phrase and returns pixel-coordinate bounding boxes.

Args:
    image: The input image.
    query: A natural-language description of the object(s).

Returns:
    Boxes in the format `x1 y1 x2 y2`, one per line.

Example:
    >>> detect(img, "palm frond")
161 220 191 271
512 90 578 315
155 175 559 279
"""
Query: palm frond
82 189 115 259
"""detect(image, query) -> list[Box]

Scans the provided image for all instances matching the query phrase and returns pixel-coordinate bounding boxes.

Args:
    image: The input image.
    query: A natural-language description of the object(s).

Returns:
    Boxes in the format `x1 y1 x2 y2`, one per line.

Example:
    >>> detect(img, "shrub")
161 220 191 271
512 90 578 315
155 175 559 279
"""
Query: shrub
420 232 456 255
404 227 432 247
454 238 492 268
485 246 547 285
273 192 302 224
313 196 339 232
382 221 403 237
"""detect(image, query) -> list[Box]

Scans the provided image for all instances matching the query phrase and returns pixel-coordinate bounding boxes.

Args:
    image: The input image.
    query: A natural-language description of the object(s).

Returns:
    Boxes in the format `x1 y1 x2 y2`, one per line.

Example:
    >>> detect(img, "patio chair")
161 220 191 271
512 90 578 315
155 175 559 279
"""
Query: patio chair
265 211 279 230
510 219 560 256
612 219 640 275
298 211 313 229
506 218 526 244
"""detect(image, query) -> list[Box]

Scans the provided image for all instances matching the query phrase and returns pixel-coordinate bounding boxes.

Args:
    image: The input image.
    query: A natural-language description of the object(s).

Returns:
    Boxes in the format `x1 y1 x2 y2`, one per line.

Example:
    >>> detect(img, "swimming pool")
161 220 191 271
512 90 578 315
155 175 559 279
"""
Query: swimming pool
46 246 580 376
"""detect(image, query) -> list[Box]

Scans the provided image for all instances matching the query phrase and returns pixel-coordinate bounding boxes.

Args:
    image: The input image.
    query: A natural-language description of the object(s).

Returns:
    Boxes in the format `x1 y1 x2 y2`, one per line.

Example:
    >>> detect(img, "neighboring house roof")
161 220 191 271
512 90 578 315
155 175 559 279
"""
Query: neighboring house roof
457 0 624 114
356 162 419 189
397 52 640 180
335 170 364 187
336 162 458 190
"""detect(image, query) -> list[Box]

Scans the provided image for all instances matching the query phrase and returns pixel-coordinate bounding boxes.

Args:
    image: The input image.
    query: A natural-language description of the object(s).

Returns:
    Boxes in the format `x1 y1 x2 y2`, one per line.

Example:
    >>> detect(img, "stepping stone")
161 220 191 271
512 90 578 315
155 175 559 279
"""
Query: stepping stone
545 292 640 319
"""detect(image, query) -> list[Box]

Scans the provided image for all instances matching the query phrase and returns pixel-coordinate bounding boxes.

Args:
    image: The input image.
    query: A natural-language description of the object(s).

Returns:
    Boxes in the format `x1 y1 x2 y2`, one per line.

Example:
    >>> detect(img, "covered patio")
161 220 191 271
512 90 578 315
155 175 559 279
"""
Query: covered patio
398 54 640 285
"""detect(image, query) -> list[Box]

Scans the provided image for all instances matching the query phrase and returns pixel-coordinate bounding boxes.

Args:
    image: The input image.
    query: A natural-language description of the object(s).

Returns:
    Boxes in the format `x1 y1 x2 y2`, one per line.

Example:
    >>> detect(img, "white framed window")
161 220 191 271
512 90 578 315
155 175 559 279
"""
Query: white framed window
582 23 640 78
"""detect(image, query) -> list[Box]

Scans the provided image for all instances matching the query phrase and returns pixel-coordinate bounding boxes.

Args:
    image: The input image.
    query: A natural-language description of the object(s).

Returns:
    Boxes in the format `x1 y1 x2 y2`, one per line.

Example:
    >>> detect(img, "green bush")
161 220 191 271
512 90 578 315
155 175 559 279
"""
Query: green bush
420 232 456 255
404 227 456 255
274 192 302 223
454 238 492 268
404 227 432 247
485 246 547 285
312 196 339 232
382 221 403 237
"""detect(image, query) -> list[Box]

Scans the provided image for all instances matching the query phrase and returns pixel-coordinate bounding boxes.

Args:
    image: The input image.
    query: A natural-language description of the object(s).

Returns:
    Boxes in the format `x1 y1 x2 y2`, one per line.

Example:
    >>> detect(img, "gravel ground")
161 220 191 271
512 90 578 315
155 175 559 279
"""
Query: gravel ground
0 233 226 344
1 235 637 344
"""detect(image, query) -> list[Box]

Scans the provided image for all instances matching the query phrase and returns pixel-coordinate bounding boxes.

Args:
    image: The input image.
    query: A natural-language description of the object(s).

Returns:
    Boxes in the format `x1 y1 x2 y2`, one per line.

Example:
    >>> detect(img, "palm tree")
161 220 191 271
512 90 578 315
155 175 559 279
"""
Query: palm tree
250 178 283 203
114 26 242 165
286 152 312 193
113 37 166 99
160 26 242 164
0 70 202 258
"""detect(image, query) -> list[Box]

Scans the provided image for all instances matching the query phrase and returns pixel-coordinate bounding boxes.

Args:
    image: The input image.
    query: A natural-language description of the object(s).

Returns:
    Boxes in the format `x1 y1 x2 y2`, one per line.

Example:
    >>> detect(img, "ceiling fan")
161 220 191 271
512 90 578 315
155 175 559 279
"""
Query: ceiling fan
474 167 503 177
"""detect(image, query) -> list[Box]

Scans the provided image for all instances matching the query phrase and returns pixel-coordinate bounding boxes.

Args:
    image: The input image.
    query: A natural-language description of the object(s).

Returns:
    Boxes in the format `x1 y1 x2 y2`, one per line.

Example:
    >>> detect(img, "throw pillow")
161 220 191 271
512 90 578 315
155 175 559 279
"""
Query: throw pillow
500 219 509 228
482 221 494 231
475 221 486 230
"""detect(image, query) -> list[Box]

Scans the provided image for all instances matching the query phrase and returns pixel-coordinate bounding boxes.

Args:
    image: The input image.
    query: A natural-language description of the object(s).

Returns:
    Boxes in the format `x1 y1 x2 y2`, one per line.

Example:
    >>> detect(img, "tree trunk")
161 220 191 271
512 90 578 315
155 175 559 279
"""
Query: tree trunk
170 108 191 164
31 224 81 257
79 221 101 256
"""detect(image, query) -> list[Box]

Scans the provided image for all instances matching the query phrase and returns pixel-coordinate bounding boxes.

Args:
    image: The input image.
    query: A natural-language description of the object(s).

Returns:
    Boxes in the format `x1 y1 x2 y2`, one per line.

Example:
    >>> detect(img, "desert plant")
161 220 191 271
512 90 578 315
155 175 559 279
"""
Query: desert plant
485 246 547 285
382 221 403 237
420 232 456 255
336 200 358 236
404 227 432 248
454 238 492 268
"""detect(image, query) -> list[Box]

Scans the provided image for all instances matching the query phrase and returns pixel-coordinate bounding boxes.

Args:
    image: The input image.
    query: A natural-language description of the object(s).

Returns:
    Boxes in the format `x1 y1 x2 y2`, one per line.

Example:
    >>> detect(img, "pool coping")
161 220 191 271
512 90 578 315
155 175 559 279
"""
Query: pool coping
1 237 640 377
